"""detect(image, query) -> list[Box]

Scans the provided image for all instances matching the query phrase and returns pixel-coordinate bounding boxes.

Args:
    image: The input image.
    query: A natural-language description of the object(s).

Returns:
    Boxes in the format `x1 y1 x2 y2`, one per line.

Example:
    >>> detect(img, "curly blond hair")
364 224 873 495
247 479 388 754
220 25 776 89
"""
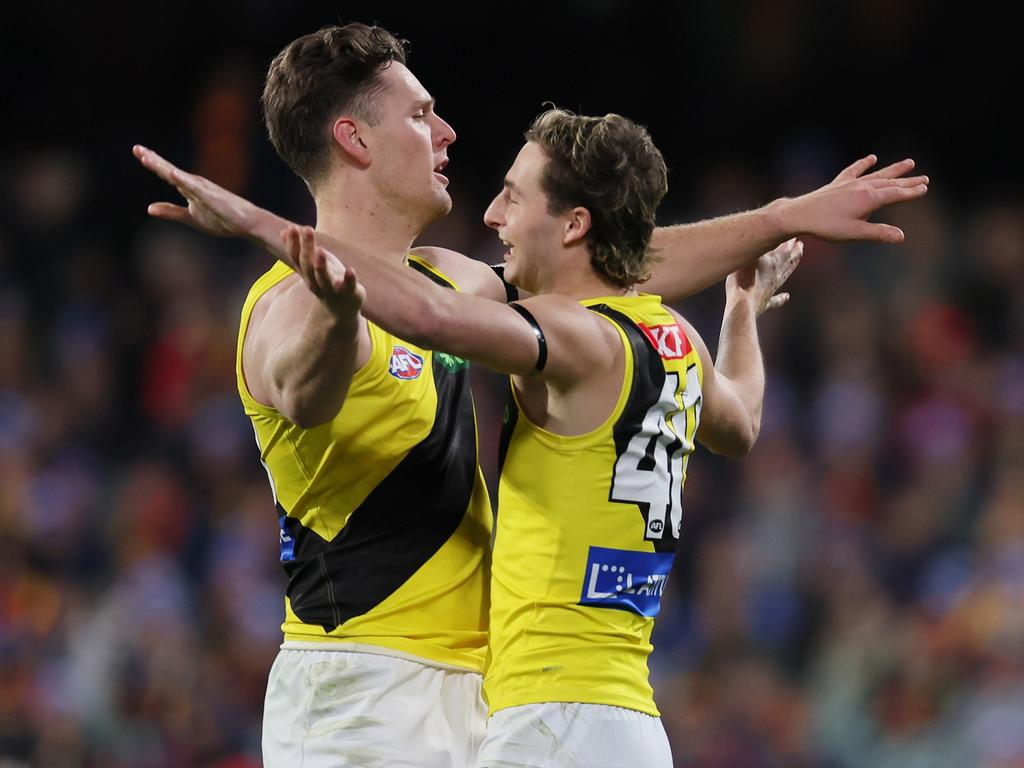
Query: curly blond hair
525 108 667 287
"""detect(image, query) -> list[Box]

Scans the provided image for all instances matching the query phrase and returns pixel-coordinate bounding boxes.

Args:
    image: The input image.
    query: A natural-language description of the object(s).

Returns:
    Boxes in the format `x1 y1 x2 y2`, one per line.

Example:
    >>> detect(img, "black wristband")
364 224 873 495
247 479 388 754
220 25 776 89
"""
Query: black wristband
509 303 547 373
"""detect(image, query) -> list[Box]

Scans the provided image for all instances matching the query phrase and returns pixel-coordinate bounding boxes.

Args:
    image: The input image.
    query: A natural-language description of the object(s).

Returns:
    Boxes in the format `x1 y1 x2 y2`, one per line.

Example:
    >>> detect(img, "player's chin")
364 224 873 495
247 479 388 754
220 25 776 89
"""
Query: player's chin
427 190 453 219
503 262 529 291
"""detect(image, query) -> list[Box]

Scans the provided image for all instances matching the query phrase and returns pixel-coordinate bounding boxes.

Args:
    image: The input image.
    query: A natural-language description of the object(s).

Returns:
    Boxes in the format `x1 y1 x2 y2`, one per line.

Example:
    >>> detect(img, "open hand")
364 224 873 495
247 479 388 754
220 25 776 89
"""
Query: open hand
282 225 365 320
727 238 803 316
133 144 289 257
780 155 929 244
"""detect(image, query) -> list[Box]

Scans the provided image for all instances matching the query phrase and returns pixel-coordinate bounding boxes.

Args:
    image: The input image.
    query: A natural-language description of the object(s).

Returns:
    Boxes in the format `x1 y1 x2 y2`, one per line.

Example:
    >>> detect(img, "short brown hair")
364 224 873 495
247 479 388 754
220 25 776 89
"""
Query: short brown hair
262 24 409 188
525 108 668 288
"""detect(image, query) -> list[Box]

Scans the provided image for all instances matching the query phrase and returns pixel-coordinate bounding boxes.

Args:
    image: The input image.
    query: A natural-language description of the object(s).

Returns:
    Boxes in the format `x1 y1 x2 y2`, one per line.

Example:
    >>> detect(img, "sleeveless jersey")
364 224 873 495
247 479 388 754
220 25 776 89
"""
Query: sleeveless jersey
485 293 703 714
236 255 492 671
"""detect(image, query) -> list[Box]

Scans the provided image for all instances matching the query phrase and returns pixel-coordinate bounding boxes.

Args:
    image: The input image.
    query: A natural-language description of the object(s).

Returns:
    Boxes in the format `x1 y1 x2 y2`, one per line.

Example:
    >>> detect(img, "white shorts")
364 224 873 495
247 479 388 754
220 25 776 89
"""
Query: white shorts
475 702 672 768
262 644 486 768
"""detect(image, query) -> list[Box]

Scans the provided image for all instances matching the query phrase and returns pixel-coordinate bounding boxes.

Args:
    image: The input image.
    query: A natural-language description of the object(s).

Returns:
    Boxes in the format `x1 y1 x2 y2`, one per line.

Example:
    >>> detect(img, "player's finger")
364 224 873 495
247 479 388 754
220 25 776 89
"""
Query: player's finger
772 257 800 291
299 226 325 291
147 202 192 223
863 158 915 180
312 248 330 293
873 183 930 207
834 154 877 182
134 145 183 186
766 293 790 310
869 175 929 189
853 220 906 243
169 168 206 198
315 247 346 295
338 263 362 296
284 226 311 287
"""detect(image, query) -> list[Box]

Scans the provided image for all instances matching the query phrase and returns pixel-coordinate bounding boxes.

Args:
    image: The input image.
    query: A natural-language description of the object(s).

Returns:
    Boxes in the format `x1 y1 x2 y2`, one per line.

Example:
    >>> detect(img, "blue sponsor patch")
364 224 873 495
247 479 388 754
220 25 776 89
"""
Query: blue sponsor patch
578 546 675 617
278 513 300 562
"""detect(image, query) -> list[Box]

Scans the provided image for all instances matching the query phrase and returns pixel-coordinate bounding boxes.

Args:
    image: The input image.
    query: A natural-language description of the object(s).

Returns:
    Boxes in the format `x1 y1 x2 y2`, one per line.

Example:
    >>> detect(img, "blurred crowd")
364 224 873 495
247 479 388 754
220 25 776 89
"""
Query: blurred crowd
2 57 1023 768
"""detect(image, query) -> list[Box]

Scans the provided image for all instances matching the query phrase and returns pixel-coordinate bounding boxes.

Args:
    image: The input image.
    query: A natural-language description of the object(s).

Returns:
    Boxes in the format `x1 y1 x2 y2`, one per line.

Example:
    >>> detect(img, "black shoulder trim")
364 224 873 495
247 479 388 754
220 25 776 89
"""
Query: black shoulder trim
408 258 455 289
491 264 520 303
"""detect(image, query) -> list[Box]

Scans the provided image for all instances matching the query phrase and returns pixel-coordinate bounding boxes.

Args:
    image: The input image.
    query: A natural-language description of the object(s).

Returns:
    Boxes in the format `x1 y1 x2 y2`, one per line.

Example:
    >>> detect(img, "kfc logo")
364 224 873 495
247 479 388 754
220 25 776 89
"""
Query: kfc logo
639 323 691 360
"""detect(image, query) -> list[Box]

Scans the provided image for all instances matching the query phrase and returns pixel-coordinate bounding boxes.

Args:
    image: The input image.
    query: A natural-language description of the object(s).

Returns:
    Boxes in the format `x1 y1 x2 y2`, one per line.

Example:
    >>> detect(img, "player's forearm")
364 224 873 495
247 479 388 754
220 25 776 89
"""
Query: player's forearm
646 204 789 299
365 269 538 375
309 233 535 372
713 295 765 449
269 305 360 428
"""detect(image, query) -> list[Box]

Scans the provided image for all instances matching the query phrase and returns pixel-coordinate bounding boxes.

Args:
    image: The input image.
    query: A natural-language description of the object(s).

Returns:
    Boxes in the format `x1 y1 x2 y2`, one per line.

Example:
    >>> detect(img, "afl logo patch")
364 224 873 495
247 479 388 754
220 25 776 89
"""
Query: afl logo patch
389 346 424 379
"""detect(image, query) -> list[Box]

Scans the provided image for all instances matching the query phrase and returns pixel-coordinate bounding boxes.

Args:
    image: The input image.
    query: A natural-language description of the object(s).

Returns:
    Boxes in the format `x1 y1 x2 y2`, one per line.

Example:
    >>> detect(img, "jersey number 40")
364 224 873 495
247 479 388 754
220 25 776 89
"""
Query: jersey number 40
609 366 702 544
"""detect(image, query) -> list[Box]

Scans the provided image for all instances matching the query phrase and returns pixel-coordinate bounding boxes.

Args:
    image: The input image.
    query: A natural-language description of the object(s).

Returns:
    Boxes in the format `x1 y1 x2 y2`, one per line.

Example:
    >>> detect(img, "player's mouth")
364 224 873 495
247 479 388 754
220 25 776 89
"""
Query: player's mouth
501 238 514 261
433 157 449 186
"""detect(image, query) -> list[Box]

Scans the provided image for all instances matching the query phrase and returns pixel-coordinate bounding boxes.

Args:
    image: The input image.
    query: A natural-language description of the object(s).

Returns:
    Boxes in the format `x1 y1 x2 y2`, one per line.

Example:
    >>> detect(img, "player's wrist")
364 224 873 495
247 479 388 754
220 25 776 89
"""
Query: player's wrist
762 196 801 241
250 209 293 255
724 287 758 315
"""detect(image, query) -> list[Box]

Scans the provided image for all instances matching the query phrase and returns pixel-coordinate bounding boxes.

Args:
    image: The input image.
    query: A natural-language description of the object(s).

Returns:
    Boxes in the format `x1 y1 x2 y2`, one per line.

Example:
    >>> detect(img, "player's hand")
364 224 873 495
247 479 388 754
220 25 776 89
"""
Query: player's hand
727 238 803 316
776 155 929 244
133 144 292 261
282 224 366 321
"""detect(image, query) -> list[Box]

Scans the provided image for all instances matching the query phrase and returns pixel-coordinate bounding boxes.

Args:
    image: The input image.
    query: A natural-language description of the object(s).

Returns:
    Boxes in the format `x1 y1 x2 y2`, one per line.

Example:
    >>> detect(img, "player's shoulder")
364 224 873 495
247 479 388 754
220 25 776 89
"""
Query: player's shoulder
521 293 625 356
659 303 710 367
410 246 506 301
659 303 693 335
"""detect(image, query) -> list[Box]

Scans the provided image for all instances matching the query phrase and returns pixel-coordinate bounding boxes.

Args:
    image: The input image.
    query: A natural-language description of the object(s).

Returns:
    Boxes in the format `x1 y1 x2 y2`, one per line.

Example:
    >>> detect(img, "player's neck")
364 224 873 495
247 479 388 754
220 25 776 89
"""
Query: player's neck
313 181 419 263
548 277 635 302
539 251 635 301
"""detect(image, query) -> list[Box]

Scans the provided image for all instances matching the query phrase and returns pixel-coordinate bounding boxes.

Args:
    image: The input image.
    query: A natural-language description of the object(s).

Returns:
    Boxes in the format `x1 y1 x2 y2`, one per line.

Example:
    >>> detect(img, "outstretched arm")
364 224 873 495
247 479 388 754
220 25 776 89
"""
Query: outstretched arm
133 145 510 302
685 238 803 456
134 144 298 267
283 226 616 388
645 155 927 300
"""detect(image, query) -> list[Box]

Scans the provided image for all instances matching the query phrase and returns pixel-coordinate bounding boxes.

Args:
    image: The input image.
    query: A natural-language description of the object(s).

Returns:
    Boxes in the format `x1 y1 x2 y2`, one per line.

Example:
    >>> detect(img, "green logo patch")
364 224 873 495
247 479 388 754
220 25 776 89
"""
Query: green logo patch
436 351 468 373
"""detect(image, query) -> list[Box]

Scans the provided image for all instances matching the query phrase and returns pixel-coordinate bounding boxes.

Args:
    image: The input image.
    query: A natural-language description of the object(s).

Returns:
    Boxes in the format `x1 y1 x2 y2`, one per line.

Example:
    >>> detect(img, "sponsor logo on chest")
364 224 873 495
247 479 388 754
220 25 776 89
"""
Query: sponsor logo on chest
638 323 691 360
578 545 675 617
388 346 424 380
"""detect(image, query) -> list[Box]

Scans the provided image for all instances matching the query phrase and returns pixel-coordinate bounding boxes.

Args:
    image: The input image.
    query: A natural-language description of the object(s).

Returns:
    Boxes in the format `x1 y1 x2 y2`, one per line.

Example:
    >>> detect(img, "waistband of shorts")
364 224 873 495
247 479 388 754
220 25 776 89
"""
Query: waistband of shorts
279 640 483 674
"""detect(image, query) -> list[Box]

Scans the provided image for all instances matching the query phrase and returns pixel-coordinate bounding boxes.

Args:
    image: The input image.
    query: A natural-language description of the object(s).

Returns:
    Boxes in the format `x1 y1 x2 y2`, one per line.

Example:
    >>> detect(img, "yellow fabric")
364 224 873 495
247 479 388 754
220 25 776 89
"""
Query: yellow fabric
236 257 492 671
486 293 703 714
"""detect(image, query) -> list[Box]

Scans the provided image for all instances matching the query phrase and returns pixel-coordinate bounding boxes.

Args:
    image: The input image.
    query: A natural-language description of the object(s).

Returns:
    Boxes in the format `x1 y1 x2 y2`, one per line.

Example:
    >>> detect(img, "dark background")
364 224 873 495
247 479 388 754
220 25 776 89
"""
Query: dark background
1 2 1022 766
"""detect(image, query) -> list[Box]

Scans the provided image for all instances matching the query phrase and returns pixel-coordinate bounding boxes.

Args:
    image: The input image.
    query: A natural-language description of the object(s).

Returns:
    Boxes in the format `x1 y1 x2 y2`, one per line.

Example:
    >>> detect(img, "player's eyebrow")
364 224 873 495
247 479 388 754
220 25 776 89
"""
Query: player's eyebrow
503 179 522 196
415 97 436 112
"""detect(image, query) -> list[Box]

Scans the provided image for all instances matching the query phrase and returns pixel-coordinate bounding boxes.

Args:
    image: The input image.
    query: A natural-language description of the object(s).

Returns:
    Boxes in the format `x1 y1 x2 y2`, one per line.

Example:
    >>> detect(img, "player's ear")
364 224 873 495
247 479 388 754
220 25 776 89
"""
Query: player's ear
563 207 592 246
332 117 371 168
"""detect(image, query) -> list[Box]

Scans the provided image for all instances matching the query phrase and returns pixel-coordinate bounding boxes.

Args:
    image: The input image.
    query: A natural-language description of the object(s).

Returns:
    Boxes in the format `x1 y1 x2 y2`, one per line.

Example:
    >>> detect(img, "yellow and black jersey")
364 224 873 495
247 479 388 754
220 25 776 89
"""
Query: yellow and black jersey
236 255 492 672
486 293 703 715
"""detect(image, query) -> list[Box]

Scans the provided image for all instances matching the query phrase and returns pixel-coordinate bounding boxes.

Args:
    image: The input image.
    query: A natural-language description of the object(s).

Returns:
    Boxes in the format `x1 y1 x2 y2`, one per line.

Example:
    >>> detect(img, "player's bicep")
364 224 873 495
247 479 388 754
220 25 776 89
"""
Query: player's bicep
244 284 343 411
511 296 618 388
242 291 299 409
424 292 610 386
696 366 757 456
671 312 754 457
422 292 548 375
